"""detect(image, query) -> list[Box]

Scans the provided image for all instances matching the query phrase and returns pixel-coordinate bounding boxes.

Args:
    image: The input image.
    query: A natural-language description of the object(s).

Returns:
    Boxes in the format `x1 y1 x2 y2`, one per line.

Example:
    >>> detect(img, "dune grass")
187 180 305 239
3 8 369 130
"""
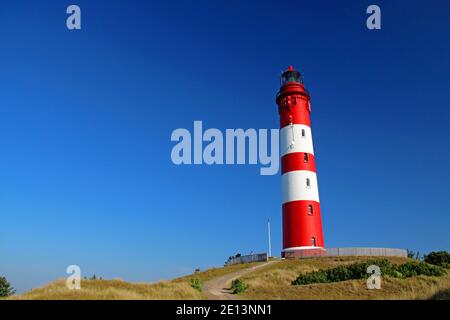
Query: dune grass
10 257 450 300
11 279 203 300
238 256 450 300
11 262 264 300
174 261 263 284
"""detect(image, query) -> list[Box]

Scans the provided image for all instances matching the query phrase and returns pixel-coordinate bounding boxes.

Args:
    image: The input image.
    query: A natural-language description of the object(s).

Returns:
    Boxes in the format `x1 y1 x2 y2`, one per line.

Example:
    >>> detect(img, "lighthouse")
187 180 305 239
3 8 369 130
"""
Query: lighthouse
276 66 326 258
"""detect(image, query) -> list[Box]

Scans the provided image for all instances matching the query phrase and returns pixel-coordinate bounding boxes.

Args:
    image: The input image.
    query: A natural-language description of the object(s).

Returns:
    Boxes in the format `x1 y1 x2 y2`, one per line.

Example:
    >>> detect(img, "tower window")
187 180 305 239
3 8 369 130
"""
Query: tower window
311 237 316 247
306 178 311 188
303 153 308 162
308 205 313 215
301 129 306 138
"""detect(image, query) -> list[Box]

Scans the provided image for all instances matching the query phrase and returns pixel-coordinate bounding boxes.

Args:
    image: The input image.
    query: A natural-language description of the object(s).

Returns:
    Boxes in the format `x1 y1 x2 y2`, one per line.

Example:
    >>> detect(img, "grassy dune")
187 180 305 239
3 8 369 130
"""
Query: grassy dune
10 257 450 300
239 256 450 300
11 262 263 300
175 261 263 283
11 279 203 300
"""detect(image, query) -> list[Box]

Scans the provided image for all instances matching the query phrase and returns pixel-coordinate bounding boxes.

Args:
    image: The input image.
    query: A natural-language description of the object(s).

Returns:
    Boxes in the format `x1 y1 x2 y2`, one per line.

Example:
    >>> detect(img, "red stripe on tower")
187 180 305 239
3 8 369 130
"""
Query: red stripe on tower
276 66 326 258
281 153 316 174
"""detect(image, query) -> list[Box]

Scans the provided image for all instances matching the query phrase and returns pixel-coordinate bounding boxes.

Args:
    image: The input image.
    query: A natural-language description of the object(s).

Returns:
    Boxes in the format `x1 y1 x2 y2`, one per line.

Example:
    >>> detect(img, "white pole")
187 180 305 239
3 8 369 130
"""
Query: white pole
267 219 272 258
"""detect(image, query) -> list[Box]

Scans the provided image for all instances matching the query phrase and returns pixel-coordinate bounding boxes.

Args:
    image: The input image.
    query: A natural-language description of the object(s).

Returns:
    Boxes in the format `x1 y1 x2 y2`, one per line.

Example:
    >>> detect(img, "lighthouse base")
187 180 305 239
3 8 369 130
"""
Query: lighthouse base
282 247 327 259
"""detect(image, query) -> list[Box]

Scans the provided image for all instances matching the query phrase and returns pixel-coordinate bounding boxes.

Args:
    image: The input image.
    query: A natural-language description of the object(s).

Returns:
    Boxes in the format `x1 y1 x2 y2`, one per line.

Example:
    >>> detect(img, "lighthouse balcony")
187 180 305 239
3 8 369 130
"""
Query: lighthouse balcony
276 88 310 101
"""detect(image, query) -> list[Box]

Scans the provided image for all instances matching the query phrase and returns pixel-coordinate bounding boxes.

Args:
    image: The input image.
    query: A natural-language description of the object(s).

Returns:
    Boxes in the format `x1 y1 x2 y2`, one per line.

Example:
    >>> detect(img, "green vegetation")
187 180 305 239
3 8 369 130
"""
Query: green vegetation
225 253 242 265
397 261 446 277
10 255 450 300
239 256 450 300
231 279 247 294
0 276 15 297
424 251 450 268
189 278 202 292
407 249 422 260
83 274 103 280
292 259 446 286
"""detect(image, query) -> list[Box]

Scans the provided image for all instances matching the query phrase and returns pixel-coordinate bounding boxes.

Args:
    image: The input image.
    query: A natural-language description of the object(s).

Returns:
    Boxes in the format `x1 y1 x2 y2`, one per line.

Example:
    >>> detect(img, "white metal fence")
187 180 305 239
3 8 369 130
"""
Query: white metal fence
326 247 407 257
225 253 268 265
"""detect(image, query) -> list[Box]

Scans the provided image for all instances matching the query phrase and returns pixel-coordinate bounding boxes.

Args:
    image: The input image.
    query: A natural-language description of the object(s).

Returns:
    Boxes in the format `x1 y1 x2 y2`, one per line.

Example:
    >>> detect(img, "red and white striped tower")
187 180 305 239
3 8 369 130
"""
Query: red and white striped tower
276 66 326 258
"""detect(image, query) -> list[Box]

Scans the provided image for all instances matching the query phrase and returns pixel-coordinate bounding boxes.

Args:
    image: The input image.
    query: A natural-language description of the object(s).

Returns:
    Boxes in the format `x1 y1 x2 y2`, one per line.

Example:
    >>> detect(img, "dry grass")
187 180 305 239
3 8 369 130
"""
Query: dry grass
174 262 263 283
241 274 450 300
238 256 450 300
10 279 203 300
240 256 407 289
11 262 263 300
10 257 449 300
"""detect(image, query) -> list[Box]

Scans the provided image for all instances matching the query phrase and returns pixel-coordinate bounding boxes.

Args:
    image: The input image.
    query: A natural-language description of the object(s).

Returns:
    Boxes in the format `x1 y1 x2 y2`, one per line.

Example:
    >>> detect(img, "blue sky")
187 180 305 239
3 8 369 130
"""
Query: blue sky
1 0 449 293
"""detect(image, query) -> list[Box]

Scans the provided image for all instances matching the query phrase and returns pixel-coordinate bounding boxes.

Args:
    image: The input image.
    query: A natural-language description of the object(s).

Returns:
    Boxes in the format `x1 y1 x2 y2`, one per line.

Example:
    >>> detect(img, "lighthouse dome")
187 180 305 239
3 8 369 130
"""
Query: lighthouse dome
281 66 303 86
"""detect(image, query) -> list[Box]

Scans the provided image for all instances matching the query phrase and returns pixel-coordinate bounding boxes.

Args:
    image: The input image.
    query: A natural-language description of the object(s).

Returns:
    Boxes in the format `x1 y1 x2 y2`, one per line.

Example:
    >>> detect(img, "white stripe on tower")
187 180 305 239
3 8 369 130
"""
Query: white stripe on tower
279 124 314 156
281 170 320 204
